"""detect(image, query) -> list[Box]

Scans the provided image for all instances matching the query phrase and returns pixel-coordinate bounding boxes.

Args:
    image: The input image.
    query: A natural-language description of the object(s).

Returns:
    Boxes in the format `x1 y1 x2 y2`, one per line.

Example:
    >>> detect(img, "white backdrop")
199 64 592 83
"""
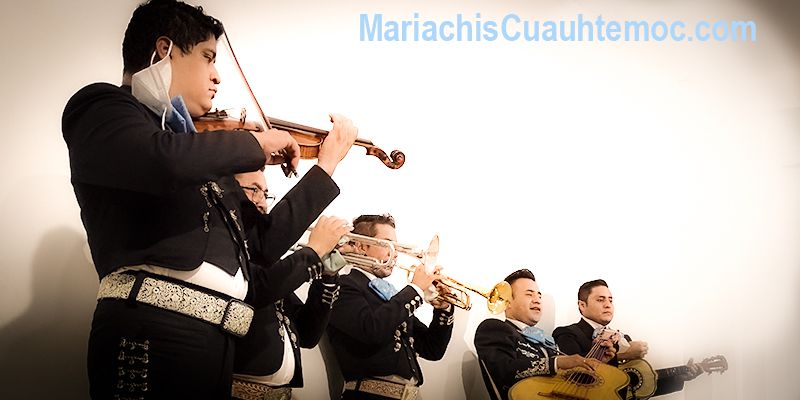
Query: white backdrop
0 0 798 399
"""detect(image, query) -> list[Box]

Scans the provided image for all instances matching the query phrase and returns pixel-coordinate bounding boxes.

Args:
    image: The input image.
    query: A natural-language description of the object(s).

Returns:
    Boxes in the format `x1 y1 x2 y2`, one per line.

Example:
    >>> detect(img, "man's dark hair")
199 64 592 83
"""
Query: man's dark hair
503 269 536 286
578 279 608 302
352 214 395 237
122 0 224 74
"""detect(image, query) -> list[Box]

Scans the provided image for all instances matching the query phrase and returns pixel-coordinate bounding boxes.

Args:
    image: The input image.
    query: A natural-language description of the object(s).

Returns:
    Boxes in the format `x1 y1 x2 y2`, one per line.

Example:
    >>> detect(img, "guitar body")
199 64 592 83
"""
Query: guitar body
618 359 657 400
508 363 629 400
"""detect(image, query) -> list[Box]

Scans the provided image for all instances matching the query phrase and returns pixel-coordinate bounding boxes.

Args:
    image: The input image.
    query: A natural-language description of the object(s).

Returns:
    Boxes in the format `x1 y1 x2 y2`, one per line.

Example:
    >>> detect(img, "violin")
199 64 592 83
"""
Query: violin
194 30 405 174
193 110 405 170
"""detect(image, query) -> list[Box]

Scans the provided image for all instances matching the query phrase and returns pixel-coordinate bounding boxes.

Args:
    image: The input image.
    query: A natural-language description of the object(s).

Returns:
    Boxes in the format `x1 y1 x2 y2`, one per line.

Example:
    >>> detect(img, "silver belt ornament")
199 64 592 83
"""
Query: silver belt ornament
97 272 254 337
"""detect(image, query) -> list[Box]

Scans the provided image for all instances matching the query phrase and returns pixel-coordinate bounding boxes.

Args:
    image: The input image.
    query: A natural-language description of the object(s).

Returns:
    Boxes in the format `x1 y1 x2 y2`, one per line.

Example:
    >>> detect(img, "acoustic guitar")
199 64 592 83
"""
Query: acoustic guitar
619 355 728 400
508 362 629 400
508 331 630 400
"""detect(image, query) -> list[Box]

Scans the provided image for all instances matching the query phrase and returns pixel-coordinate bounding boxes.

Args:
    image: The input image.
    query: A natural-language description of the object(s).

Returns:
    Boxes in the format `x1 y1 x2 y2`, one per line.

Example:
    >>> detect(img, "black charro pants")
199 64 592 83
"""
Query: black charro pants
87 299 235 399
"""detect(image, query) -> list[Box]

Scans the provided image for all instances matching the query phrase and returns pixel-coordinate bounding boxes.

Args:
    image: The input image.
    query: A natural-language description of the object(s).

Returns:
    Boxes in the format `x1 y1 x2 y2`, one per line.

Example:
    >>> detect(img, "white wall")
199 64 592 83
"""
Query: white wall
0 0 798 399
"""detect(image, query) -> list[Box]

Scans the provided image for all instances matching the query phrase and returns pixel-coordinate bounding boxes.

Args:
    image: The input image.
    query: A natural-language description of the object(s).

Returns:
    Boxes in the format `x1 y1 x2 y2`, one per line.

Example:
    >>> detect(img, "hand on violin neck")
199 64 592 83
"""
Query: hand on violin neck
251 128 300 173
316 113 358 176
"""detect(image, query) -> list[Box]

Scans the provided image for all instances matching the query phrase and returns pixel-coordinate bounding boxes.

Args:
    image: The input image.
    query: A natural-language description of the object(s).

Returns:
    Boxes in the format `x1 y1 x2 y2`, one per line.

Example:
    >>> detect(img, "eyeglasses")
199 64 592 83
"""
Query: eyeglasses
240 186 276 207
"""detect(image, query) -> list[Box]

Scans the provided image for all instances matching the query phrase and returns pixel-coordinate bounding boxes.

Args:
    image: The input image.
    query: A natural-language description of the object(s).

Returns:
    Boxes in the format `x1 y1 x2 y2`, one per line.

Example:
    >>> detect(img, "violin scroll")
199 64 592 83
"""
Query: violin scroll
364 145 405 169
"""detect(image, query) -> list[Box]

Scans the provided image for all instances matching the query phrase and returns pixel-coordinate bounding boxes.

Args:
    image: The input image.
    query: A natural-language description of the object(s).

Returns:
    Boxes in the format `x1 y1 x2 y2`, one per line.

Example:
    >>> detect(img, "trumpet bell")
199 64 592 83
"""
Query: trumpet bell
486 281 512 314
435 277 512 314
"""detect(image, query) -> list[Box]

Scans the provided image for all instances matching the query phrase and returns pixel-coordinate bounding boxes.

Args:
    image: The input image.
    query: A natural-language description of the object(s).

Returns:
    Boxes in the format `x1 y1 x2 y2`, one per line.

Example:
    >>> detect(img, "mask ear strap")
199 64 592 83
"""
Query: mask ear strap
148 40 174 65
160 108 167 130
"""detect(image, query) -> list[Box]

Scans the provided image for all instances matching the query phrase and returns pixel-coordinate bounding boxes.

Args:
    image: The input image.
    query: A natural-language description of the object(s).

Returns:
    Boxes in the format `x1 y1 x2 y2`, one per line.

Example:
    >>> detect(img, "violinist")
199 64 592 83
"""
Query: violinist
61 0 355 398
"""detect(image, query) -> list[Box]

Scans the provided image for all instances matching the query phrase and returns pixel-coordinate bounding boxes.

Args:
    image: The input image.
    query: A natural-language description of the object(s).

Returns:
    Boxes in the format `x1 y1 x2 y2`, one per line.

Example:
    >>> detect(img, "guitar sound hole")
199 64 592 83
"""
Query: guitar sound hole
564 371 599 386
625 369 643 390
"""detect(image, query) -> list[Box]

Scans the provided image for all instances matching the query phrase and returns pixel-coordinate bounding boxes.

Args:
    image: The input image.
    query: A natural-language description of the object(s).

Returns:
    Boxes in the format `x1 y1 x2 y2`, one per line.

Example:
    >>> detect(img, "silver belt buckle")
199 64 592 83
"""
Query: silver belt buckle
221 298 254 337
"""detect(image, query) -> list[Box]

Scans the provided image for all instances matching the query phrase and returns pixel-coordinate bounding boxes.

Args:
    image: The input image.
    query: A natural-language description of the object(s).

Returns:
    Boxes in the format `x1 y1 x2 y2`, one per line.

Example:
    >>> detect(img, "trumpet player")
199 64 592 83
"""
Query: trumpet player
231 169 350 400
327 214 456 400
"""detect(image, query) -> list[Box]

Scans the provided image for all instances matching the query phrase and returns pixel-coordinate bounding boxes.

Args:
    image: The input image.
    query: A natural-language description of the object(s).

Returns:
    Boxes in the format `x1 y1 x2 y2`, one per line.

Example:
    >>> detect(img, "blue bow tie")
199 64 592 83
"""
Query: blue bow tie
521 326 557 350
369 278 398 301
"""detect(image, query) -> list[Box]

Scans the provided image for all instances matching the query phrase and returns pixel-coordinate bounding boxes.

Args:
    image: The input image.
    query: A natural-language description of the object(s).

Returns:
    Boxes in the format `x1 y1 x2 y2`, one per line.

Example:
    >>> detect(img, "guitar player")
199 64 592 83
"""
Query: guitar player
552 279 704 399
474 269 613 400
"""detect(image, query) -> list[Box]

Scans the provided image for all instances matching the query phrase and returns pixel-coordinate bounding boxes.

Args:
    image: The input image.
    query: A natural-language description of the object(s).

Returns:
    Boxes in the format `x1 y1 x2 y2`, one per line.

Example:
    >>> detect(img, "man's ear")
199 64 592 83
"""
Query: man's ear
577 300 586 315
354 242 366 254
154 36 172 60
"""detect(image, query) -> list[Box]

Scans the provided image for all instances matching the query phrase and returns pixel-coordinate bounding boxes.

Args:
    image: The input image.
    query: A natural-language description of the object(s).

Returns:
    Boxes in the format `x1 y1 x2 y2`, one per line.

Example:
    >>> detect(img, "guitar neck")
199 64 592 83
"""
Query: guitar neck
656 365 689 381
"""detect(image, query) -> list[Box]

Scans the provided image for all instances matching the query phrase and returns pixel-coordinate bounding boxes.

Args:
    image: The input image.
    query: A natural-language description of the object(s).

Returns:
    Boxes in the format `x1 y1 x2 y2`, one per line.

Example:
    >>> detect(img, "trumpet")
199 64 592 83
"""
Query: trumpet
299 228 427 269
392 264 512 314
301 228 512 313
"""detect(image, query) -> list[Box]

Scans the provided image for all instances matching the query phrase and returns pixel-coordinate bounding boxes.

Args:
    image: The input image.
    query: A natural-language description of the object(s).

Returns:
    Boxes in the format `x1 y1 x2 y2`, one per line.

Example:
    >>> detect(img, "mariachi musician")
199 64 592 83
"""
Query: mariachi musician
552 279 703 399
474 269 622 400
326 214 455 400
230 168 349 400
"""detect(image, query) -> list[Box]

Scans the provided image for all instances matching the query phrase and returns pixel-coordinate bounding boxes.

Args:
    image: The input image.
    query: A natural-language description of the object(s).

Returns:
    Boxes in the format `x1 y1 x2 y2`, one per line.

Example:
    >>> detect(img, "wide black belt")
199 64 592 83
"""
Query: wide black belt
97 271 254 337
344 378 419 400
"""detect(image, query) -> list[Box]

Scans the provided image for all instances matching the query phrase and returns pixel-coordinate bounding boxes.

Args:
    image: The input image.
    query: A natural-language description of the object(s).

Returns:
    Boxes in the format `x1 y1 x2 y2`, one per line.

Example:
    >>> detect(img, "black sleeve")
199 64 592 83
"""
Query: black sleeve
291 276 340 348
328 281 423 346
553 326 585 356
62 83 266 195
653 370 686 396
411 307 454 361
243 165 339 268
247 247 322 308
475 319 556 392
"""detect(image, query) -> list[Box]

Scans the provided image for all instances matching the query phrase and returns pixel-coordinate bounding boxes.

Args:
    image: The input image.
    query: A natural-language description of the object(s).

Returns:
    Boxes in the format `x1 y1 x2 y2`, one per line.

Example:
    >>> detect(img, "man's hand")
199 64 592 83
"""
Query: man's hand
250 128 301 176
316 114 358 176
429 276 453 310
617 340 648 361
679 358 704 381
410 264 439 293
592 336 617 363
306 216 350 259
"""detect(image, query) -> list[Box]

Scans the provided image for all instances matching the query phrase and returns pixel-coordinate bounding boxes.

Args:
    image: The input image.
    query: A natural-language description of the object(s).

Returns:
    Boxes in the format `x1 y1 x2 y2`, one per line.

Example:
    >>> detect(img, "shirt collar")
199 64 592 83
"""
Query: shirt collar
353 266 379 281
582 316 606 330
506 318 531 332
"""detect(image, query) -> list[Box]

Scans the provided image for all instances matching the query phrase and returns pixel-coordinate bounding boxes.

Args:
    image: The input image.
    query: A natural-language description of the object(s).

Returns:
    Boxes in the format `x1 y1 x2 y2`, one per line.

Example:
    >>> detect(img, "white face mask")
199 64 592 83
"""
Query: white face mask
131 41 174 121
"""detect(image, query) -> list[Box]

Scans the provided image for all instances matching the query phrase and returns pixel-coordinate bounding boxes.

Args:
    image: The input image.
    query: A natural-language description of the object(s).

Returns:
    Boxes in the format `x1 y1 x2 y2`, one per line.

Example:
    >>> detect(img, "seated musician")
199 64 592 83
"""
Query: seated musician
326 214 455 400
231 170 350 400
474 269 605 400
552 279 703 398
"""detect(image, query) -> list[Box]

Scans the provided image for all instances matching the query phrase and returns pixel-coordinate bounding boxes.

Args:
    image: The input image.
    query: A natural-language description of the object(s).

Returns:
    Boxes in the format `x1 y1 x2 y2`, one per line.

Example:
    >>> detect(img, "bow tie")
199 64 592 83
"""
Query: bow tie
369 278 398 301
521 326 557 350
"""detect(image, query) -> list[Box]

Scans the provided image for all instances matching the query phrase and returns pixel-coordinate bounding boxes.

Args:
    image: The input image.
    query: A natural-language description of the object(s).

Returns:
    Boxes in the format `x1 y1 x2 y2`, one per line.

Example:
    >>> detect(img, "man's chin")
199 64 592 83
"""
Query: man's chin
191 103 212 118
374 266 393 278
